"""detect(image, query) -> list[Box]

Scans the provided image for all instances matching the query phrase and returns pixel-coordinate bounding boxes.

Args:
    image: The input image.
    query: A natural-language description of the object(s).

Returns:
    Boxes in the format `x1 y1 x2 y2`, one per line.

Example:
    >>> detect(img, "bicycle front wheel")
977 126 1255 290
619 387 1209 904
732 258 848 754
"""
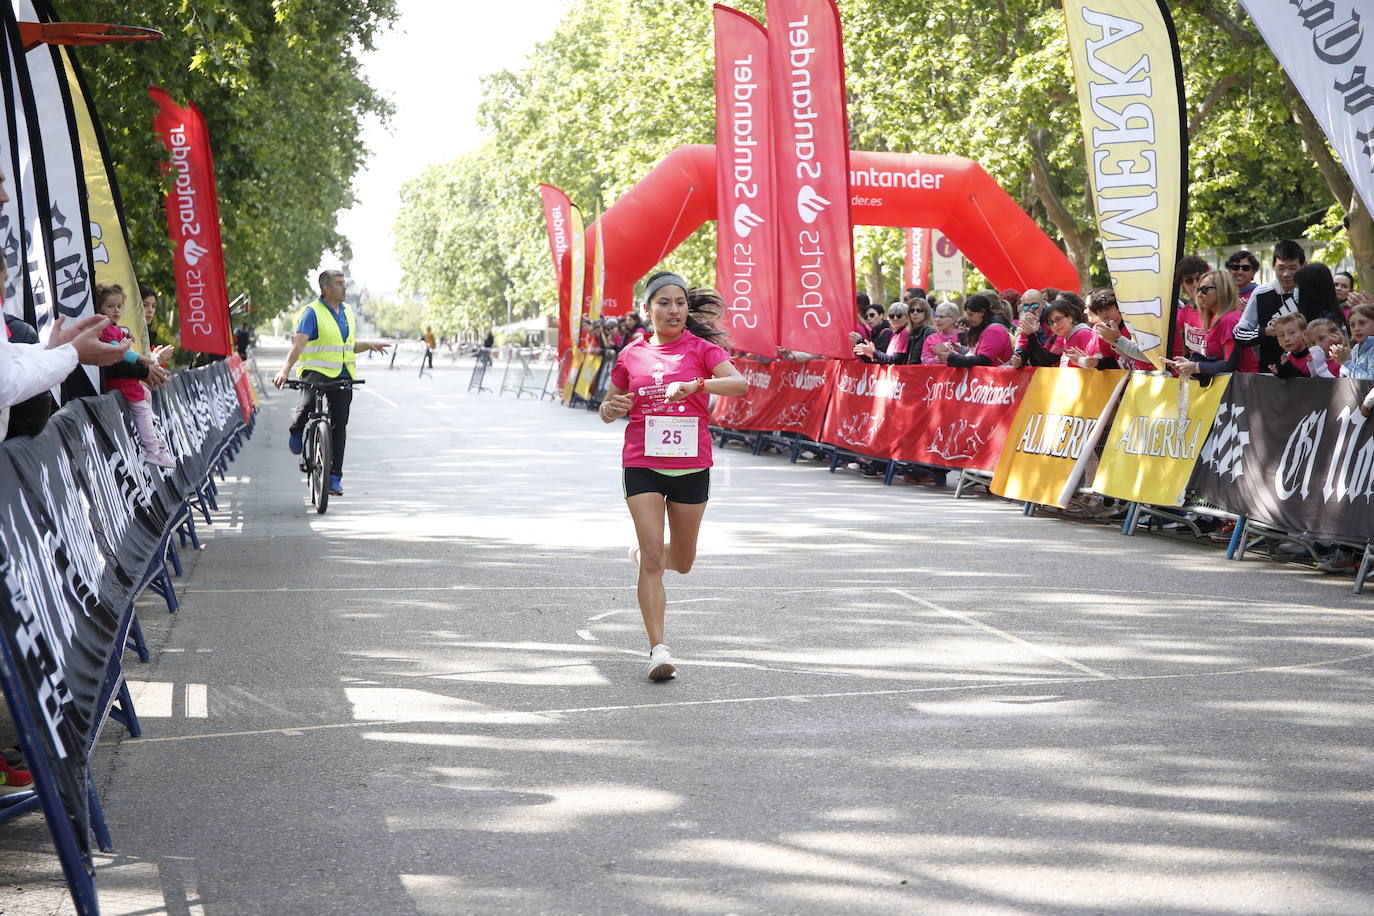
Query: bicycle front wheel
310 420 332 514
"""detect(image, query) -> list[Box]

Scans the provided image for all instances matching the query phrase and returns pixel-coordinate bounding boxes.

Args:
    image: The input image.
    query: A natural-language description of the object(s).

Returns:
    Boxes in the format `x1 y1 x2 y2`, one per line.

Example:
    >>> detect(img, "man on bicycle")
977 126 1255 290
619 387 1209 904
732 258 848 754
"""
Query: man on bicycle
273 270 389 496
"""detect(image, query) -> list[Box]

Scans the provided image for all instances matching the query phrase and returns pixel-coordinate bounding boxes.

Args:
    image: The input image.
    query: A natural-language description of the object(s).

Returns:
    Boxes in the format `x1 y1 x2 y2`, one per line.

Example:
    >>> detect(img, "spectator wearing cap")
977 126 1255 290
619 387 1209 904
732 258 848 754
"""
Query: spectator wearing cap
1226 250 1259 301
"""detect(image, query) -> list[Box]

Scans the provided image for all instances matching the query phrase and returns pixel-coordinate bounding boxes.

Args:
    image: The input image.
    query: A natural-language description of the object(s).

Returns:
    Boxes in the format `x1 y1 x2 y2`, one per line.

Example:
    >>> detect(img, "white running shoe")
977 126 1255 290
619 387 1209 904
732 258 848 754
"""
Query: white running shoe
646 644 676 682
144 449 177 469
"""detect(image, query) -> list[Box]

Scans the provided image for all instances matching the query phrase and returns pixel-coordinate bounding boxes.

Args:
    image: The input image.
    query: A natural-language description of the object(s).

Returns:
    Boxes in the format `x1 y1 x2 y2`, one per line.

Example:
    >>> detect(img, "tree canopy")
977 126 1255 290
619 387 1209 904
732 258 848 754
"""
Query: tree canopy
59 0 396 324
395 0 1366 332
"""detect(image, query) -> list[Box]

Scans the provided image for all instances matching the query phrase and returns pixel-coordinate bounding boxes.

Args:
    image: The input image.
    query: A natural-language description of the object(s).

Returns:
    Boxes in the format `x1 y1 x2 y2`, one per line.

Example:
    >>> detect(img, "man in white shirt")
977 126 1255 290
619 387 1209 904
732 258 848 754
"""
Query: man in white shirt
1 169 128 437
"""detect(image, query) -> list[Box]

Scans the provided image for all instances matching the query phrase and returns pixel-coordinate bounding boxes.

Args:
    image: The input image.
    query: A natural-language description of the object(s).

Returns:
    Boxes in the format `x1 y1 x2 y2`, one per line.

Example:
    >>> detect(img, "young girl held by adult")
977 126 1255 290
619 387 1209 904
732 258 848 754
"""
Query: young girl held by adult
95 284 177 467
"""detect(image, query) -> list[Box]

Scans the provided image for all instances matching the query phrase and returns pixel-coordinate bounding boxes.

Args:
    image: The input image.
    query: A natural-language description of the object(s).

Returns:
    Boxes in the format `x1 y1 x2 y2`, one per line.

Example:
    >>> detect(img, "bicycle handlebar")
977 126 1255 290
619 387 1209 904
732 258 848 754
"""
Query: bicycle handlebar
284 377 366 391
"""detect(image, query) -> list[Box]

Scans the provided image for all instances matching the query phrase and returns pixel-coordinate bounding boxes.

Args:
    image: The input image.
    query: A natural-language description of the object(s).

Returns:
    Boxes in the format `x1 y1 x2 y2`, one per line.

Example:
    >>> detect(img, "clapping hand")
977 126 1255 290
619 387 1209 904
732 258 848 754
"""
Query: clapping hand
853 339 876 359
1095 320 1122 344
1330 342 1352 365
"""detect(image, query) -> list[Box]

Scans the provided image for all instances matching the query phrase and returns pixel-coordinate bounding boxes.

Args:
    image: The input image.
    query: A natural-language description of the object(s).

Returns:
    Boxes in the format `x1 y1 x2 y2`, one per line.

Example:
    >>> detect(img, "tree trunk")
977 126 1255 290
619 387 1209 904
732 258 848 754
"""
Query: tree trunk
1028 147 1096 295
1280 62 1374 292
867 253 885 306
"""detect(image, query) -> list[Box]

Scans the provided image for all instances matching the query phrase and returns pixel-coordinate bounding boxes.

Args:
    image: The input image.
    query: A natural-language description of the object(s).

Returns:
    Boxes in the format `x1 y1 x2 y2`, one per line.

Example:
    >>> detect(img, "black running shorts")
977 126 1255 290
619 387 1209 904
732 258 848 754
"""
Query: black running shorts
622 467 710 504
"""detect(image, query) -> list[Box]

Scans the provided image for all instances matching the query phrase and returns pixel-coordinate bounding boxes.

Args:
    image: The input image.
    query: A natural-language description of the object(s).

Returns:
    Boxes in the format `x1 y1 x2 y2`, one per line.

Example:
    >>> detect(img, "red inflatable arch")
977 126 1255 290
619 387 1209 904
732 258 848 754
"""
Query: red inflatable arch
591 144 1078 315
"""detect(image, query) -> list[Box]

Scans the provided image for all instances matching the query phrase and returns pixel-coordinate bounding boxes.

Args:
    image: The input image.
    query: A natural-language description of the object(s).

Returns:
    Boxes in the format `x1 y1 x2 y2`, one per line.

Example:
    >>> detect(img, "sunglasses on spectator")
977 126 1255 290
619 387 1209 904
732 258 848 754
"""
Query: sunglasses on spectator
1227 263 1255 271
1197 285 1215 294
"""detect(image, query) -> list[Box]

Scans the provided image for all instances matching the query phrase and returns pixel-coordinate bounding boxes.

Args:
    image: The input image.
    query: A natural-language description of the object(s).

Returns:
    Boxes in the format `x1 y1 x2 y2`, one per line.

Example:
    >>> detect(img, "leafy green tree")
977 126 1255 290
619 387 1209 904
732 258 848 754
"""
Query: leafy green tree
395 0 1361 317
59 0 396 322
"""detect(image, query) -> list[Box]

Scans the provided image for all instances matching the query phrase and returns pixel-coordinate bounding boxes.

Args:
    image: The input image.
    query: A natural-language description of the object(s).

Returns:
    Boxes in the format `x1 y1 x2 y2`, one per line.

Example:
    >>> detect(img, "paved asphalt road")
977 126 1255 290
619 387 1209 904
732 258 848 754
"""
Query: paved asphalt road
3 345 1373 915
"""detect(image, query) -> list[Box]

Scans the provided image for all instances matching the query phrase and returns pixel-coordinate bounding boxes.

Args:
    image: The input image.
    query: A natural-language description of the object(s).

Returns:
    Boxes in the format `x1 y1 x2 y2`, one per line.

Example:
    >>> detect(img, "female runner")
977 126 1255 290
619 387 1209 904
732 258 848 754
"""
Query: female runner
599 272 748 681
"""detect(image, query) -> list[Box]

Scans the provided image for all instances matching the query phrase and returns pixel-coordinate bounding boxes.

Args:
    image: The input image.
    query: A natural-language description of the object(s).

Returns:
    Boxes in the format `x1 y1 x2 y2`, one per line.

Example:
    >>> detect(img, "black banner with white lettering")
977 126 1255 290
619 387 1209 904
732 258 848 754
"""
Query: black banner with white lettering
0 362 247 865
1192 374 1374 542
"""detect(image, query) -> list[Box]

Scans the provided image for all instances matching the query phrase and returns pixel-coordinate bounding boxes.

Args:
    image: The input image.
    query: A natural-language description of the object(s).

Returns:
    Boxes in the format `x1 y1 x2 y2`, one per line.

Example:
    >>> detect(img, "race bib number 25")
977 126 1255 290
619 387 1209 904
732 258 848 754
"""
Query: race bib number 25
645 416 698 458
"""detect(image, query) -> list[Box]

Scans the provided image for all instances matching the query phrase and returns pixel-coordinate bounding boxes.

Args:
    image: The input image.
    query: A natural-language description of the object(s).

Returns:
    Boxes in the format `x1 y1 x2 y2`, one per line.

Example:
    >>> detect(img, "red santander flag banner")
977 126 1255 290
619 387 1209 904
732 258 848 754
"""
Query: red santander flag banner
766 0 855 359
149 87 231 355
539 183 574 354
903 228 930 290
714 5 778 357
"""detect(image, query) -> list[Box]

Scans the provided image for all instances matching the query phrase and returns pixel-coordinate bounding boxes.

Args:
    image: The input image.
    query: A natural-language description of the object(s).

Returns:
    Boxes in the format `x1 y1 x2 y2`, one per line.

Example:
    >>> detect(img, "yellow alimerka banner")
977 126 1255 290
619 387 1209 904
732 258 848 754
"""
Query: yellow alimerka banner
1092 373 1231 507
991 368 1128 507
590 208 605 323
568 205 586 351
561 349 584 405
1062 0 1184 366
574 352 602 399
61 50 149 356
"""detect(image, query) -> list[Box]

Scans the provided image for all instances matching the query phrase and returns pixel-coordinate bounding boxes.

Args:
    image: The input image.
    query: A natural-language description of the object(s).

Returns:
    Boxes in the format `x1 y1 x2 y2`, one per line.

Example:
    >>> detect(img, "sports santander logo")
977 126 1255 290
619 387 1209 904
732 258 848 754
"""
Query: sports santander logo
796 185 830 224
183 239 210 266
733 203 765 238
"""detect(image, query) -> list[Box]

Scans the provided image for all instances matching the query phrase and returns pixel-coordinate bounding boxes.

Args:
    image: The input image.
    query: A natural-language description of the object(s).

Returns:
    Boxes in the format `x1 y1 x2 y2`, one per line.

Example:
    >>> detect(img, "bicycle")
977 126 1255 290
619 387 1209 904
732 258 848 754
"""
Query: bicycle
284 377 364 514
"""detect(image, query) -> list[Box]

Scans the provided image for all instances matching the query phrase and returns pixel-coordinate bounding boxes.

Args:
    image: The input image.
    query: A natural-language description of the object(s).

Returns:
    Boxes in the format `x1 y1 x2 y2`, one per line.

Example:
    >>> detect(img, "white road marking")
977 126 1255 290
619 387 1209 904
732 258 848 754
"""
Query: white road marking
363 386 400 408
576 629 595 642
103 649 1374 747
888 587 1114 679
185 683 209 718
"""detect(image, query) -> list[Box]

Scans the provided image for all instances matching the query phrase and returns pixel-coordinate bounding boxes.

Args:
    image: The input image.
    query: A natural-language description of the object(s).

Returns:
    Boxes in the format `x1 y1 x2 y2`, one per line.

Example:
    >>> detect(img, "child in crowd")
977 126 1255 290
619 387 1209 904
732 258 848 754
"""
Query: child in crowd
1269 313 1337 378
95 284 177 467
1085 288 1155 370
1333 303 1374 380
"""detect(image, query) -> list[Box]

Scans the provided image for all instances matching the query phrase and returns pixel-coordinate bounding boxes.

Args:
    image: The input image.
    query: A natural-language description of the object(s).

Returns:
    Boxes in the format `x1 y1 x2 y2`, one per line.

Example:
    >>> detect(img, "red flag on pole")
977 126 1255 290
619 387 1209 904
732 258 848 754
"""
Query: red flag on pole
766 0 855 359
714 4 778 357
149 86 231 355
903 228 930 291
539 183 574 355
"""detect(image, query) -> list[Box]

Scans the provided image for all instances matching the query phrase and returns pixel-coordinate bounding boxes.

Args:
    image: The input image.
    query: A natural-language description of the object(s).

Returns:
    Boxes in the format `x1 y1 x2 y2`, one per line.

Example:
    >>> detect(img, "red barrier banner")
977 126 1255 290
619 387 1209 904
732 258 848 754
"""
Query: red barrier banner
766 0 854 359
820 363 1034 468
149 87 231 355
711 358 834 441
539 183 573 354
714 5 778 357
226 355 253 424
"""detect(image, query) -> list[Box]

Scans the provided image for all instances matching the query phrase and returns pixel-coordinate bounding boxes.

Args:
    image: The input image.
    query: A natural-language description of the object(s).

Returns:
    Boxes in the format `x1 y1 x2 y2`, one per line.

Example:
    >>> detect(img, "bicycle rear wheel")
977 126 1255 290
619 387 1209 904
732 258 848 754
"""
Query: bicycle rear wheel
310 420 332 514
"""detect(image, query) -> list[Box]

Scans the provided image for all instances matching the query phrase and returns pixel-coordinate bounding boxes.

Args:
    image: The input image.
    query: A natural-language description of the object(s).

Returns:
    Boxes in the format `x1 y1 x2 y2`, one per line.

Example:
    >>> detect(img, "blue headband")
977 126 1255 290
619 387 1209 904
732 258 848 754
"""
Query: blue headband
643 273 690 306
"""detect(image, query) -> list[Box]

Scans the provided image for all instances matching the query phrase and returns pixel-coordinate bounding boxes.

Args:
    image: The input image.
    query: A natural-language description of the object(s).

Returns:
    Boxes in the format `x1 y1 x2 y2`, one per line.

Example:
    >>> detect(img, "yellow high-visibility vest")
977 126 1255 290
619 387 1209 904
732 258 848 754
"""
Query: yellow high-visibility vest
296 300 357 379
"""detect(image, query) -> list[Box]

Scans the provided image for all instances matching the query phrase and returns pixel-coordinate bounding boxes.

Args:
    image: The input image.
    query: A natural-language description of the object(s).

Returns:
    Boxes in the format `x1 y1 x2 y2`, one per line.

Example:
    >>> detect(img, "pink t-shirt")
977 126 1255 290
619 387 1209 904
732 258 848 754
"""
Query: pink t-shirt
886 327 909 358
1201 311 1259 373
971 322 1013 363
1089 322 1155 370
610 332 731 469
921 330 960 364
99 324 146 402
1175 303 1200 359
1059 325 1097 368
